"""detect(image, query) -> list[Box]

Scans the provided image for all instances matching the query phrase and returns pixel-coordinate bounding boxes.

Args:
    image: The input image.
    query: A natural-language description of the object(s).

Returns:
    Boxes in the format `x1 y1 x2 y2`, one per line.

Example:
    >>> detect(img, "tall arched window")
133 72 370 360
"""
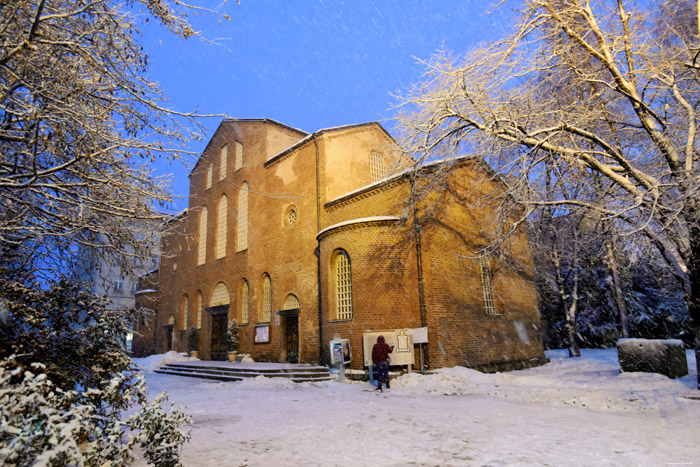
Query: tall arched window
195 291 203 329
220 144 228 181
237 182 249 251
334 250 353 320
206 165 213 190
240 279 249 324
197 206 207 266
180 294 189 330
235 141 243 171
216 194 227 259
261 273 271 322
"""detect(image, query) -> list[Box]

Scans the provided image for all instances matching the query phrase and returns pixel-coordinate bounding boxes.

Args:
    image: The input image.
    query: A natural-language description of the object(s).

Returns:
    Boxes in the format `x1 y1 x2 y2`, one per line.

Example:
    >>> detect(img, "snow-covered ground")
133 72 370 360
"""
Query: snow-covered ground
134 349 700 466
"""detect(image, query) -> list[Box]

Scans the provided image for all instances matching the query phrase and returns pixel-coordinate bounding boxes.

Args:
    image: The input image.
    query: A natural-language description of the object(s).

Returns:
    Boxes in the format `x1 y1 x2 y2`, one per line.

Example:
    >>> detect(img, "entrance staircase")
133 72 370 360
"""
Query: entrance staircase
154 362 333 383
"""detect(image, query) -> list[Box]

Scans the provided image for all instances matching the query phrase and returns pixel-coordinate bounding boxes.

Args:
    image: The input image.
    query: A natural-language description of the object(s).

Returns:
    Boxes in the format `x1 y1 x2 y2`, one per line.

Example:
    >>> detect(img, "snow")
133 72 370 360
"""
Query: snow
133 349 700 466
133 351 199 374
316 216 403 238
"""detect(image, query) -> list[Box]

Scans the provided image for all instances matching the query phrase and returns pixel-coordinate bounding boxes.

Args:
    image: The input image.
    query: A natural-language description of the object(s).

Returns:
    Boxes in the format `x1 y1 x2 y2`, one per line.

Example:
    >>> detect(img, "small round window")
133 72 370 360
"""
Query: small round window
284 205 298 227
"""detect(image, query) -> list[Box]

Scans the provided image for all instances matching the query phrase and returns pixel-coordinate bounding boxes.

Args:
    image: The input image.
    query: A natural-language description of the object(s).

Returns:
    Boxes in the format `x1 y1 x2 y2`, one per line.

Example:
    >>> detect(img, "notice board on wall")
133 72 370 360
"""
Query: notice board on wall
362 329 415 367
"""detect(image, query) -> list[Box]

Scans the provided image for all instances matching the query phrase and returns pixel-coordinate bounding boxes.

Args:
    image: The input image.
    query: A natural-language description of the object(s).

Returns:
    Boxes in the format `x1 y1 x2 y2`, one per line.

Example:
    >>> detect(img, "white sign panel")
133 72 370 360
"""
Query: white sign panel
362 329 415 367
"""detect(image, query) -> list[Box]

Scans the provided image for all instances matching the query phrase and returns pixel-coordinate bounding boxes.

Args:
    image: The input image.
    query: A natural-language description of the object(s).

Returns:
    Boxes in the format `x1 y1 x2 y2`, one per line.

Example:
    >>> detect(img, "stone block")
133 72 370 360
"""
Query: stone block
618 338 688 379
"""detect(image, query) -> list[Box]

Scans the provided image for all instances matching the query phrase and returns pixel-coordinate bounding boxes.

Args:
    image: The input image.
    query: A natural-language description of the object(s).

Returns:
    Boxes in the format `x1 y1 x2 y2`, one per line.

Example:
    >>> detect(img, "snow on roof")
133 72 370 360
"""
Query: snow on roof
135 289 157 295
316 216 403 239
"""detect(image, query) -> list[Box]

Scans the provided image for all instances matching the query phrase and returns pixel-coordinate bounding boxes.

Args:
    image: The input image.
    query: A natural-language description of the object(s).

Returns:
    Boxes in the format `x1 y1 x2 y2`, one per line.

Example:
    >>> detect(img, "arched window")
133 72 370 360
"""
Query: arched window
206 164 213 190
197 206 207 266
195 291 203 329
216 194 227 259
180 294 189 330
283 294 300 310
220 144 228 181
235 141 243 171
334 250 353 320
261 273 271 322
240 279 250 324
210 282 230 307
370 151 387 182
237 182 249 251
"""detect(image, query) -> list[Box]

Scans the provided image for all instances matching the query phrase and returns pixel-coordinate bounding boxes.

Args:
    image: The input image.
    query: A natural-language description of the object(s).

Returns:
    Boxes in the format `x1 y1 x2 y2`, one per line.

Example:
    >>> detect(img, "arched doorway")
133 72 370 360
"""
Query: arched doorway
207 282 230 361
280 294 300 363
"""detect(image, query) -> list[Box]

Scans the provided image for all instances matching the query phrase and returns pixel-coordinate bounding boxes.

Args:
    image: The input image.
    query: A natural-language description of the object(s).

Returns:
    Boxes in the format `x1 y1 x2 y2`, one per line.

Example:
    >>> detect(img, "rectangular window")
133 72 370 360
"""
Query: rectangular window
220 144 228 181
480 256 496 315
235 141 243 171
115 278 124 291
370 151 387 182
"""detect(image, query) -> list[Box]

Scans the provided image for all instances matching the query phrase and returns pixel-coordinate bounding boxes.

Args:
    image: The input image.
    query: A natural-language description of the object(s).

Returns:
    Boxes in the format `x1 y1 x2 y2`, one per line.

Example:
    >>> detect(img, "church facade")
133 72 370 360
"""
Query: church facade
149 118 546 371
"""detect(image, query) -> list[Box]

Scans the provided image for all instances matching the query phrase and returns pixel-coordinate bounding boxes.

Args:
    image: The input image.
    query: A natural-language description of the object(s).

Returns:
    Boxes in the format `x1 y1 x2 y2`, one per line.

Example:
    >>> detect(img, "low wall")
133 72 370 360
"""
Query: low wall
618 338 688 379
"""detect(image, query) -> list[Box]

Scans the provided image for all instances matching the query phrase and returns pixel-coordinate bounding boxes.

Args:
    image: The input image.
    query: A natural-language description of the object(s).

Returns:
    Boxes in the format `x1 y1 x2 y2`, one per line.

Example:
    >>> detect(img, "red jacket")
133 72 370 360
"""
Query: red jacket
371 335 393 364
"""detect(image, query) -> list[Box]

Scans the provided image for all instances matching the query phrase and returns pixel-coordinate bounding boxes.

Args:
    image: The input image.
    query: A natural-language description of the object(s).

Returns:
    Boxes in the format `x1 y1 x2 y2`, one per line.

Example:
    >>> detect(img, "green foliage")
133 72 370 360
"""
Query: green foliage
227 319 239 352
187 326 200 352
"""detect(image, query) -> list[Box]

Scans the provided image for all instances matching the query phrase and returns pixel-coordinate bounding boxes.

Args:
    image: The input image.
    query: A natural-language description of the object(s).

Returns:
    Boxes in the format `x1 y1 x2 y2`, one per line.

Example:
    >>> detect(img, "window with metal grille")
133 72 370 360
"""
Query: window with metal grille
283 294 300 310
206 165 213 190
370 151 387 182
261 274 271 322
480 256 496 315
237 182 248 251
197 206 207 266
240 279 249 324
335 251 353 320
235 141 243 171
215 195 227 259
220 144 228 181
180 294 189 330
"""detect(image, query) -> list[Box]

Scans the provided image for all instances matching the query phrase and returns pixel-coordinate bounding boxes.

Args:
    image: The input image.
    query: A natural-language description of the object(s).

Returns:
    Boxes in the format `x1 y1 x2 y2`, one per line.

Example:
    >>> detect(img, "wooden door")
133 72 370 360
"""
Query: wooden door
210 314 228 361
285 316 299 363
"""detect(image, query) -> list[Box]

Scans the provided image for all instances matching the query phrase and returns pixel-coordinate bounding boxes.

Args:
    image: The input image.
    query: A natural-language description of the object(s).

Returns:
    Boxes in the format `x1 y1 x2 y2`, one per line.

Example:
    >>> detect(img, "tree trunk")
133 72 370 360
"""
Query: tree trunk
605 238 631 338
687 228 700 390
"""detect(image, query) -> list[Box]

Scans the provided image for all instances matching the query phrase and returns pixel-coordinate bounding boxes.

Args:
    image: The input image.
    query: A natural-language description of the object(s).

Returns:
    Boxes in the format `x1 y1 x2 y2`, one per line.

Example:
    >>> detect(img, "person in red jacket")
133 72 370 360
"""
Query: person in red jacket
372 335 394 391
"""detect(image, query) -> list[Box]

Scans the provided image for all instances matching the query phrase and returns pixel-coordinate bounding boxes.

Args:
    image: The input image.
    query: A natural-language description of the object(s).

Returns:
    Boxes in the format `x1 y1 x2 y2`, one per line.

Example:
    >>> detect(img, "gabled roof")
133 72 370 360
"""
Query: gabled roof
189 118 309 178
263 121 397 168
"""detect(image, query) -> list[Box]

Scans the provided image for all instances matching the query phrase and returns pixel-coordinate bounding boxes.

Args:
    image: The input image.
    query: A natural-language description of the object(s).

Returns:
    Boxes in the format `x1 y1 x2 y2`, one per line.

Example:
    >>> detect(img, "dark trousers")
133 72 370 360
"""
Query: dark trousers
376 360 389 384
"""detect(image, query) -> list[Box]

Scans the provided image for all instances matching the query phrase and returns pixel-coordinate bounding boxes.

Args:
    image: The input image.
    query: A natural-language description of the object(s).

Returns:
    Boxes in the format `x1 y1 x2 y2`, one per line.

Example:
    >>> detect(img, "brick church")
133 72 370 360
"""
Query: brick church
135 118 546 371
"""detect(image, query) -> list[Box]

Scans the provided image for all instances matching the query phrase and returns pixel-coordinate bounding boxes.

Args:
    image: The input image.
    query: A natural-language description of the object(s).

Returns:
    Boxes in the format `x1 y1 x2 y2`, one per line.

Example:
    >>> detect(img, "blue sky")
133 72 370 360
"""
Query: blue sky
137 1 515 209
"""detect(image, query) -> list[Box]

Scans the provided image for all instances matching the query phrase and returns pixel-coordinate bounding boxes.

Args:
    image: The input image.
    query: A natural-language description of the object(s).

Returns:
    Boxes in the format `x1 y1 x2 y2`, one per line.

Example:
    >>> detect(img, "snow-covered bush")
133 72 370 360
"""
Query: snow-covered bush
0 277 191 465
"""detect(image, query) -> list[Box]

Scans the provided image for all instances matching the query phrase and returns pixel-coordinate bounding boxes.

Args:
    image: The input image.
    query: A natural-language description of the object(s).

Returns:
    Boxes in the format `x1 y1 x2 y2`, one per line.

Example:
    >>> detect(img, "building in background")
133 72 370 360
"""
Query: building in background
154 118 547 372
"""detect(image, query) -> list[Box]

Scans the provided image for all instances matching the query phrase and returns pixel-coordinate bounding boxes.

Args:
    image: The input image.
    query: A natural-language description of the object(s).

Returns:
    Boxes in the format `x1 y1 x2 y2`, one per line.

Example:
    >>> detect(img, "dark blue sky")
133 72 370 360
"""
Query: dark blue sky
138 1 515 209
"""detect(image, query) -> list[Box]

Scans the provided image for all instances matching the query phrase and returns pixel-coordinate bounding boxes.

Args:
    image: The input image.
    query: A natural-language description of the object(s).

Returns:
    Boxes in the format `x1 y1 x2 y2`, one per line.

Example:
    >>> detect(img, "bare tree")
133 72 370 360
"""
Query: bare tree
0 0 230 278
396 0 700 387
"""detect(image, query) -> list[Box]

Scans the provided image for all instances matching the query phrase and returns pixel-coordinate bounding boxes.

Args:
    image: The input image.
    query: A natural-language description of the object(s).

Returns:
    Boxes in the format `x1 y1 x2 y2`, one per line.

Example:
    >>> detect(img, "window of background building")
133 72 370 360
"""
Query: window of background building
197 206 208 266
240 279 249 324
334 250 353 320
235 141 243 171
261 274 271 322
216 194 227 259
220 144 228 181
480 255 496 315
237 182 249 251
115 278 124 291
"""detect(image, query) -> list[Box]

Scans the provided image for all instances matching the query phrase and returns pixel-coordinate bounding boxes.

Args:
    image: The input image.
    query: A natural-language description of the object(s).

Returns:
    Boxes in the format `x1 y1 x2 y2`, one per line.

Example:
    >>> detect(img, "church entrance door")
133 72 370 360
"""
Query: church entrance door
285 315 299 363
210 313 228 361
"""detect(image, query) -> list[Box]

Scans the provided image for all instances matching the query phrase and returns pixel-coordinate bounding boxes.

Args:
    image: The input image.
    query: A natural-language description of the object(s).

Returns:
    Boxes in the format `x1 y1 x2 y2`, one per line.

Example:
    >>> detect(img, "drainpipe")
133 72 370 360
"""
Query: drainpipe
313 134 324 365
409 173 428 372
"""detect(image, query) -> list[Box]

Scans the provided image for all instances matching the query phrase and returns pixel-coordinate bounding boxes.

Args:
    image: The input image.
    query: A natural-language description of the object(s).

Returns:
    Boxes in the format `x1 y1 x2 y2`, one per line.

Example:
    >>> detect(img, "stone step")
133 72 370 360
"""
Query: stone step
155 363 334 383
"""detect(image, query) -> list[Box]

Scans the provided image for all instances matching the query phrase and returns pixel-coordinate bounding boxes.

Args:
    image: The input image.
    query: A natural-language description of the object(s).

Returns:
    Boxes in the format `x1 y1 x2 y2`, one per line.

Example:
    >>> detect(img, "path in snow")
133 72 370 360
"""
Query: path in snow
134 349 700 466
